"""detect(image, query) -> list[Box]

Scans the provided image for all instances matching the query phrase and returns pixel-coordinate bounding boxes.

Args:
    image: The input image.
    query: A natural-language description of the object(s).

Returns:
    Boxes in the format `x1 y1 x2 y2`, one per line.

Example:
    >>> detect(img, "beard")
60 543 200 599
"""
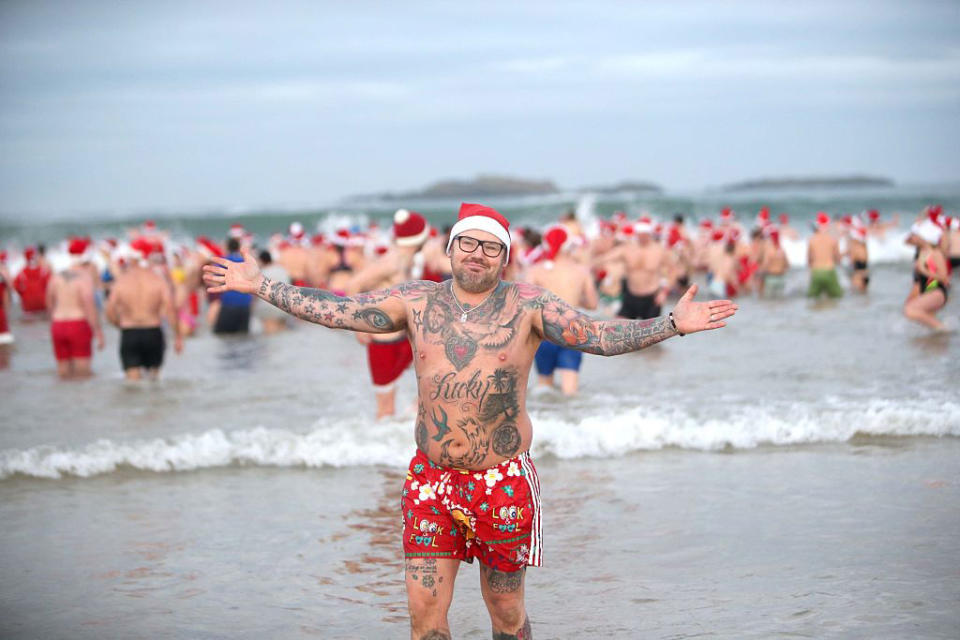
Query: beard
452 259 501 293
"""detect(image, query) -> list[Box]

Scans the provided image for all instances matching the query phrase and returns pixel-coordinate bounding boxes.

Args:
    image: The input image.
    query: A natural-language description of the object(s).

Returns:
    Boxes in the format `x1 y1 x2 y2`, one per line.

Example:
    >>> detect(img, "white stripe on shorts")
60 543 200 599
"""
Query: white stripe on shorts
519 452 542 567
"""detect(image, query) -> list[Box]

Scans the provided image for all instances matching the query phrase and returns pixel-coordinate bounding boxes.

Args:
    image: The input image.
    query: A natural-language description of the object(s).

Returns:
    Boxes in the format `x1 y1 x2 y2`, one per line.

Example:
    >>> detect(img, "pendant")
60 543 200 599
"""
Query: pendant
460 313 468 323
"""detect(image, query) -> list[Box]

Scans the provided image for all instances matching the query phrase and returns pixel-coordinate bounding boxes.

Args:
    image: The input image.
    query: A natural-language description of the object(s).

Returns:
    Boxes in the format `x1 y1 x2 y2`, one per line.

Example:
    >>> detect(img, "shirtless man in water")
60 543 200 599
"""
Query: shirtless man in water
807 212 843 299
106 238 182 380
46 238 104 378
204 203 737 640
598 220 668 320
526 225 598 395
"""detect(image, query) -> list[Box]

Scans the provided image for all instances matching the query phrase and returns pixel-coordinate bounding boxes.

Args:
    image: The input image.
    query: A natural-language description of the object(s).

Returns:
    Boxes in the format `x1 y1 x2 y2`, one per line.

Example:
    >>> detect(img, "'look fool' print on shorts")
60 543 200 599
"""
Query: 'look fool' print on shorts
401 448 542 572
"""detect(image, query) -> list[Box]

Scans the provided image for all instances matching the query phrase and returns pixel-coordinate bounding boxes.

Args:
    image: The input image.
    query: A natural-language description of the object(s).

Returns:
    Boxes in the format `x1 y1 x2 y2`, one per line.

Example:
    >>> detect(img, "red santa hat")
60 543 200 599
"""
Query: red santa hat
541 225 569 261
23 246 36 262
68 236 91 256
289 221 305 240
634 216 654 235
867 210 880 222
393 209 429 247
130 237 156 259
0 251 6 263
445 203 511 260
228 223 246 239
196 236 224 258
720 207 734 221
699 219 714 229
778 213 790 225
815 212 831 228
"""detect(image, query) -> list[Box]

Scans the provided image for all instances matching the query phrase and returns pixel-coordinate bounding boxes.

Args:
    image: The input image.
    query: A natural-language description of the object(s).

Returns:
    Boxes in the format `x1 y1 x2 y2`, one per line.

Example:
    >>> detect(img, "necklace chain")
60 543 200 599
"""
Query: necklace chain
449 281 496 322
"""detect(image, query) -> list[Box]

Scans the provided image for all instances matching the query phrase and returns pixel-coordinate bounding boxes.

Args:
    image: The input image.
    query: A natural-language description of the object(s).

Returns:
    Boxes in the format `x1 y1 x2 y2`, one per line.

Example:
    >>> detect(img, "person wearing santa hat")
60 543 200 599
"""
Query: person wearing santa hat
105 237 183 380
807 212 844 298
203 201 737 640
903 219 950 331
596 217 670 320
344 208 430 418
758 228 789 297
273 222 311 287
525 225 598 396
13 246 52 315
846 217 870 293
46 237 104 379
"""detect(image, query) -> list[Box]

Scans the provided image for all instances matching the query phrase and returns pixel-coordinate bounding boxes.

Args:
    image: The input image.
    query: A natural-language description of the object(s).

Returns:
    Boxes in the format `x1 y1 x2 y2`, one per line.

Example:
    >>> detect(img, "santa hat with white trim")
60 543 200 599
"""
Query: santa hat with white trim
393 209 429 247
445 203 511 260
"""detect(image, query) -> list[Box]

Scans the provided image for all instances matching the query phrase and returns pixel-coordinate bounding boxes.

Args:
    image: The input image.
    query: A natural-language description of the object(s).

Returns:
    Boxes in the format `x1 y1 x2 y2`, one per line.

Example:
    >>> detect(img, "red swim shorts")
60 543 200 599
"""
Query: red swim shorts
401 448 542 572
51 319 92 361
367 337 413 390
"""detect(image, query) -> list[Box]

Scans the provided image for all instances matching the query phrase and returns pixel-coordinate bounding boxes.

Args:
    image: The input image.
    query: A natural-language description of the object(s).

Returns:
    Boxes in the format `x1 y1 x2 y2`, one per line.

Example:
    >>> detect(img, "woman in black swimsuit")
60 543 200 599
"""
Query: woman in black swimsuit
903 221 950 331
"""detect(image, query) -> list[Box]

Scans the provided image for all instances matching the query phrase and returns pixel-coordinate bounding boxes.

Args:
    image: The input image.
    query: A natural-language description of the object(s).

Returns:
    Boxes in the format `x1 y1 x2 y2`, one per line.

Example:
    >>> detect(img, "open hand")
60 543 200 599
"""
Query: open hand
671 284 738 334
202 248 262 295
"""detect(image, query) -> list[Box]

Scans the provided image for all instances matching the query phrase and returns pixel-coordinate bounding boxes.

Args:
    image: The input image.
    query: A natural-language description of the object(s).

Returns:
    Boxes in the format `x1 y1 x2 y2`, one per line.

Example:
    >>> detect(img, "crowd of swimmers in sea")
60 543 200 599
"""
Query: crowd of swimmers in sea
0 203 955 405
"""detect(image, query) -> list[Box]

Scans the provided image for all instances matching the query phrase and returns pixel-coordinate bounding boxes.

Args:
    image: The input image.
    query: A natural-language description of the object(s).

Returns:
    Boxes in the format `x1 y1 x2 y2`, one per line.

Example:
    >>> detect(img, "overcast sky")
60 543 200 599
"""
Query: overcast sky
1 0 958 217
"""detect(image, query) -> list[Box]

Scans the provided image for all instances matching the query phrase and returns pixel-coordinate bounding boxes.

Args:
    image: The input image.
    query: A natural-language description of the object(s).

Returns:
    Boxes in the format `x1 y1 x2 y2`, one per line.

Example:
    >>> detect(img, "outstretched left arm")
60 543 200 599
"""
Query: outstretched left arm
532 284 737 356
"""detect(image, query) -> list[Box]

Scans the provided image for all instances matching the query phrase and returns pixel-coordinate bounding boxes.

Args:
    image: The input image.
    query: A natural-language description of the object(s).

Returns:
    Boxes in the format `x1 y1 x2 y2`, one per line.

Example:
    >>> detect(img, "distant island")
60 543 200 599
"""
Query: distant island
349 174 663 201
352 174 559 201
579 180 662 194
722 175 895 192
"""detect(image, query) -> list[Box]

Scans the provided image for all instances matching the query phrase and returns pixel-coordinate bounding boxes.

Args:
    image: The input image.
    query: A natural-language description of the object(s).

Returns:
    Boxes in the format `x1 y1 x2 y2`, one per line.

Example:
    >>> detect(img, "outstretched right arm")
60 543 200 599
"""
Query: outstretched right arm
256 276 406 332
202 248 415 333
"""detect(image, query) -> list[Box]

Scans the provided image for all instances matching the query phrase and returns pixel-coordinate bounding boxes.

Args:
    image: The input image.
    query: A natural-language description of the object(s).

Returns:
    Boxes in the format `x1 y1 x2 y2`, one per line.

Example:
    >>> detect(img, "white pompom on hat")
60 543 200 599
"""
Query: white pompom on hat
445 203 511 260
393 209 429 247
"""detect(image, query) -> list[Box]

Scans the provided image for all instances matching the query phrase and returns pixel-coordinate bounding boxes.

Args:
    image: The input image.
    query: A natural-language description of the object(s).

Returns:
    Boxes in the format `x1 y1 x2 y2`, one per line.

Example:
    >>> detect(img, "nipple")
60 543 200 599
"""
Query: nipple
419 352 426 360
498 352 507 361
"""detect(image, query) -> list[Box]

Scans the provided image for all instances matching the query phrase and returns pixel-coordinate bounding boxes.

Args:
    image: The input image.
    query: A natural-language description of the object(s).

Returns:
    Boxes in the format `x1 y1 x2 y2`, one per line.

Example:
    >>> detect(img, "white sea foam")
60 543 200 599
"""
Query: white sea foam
2 400 957 480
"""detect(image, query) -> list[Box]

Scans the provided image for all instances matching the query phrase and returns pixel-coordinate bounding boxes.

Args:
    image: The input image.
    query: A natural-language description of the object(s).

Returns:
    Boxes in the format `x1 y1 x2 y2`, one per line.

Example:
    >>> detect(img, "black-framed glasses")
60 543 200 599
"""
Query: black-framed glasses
456 235 505 258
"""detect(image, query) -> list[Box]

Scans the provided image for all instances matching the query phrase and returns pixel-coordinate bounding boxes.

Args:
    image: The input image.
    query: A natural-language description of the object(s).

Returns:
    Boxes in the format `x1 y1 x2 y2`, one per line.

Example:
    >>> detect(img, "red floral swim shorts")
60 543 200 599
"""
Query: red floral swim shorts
401 448 542 572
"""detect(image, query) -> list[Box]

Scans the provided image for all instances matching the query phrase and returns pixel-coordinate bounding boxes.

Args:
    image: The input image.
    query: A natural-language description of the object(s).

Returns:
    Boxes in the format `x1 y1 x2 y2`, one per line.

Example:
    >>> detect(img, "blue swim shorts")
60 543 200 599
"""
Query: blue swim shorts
534 341 583 375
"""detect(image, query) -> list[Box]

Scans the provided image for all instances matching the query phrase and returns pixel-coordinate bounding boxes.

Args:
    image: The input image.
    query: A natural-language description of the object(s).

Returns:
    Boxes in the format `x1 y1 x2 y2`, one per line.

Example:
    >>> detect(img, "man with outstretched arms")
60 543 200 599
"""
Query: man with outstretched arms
204 203 737 640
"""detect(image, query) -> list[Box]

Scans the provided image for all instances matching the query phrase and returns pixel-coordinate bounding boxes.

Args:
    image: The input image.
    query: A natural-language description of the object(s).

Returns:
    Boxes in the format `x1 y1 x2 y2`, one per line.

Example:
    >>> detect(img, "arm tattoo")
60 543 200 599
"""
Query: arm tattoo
536 291 677 355
256 276 406 332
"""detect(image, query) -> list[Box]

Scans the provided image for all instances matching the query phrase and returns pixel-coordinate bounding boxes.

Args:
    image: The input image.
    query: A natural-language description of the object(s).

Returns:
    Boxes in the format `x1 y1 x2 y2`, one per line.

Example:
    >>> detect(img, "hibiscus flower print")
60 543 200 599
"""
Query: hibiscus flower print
484 468 504 488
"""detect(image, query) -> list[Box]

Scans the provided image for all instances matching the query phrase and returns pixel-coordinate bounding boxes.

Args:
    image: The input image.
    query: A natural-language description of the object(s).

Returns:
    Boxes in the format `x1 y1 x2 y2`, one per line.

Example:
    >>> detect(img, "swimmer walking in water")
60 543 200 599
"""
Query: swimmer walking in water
204 203 738 640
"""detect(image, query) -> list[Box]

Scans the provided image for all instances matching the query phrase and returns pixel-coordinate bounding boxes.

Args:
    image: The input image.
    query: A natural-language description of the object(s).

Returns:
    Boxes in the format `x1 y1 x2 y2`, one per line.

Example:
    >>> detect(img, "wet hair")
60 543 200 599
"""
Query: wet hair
226 238 241 253
258 249 272 265
673 214 684 224
523 228 542 246
562 209 577 221
37 243 47 255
